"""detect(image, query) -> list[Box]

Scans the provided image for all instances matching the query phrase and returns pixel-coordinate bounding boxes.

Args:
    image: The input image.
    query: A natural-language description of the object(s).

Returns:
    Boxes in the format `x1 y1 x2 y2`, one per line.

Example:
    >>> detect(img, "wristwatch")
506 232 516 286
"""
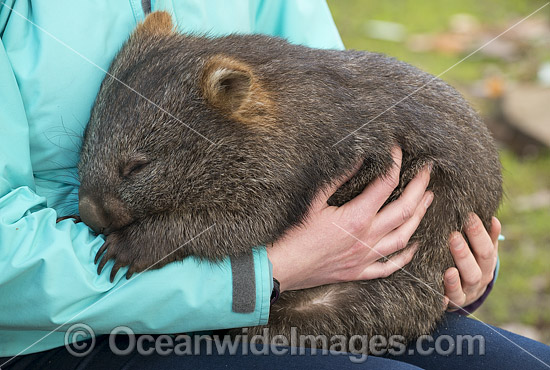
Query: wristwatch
270 278 281 305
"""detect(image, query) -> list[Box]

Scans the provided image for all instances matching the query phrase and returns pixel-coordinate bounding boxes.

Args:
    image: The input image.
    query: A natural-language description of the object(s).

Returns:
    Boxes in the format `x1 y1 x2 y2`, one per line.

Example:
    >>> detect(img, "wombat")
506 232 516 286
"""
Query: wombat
78 11 502 351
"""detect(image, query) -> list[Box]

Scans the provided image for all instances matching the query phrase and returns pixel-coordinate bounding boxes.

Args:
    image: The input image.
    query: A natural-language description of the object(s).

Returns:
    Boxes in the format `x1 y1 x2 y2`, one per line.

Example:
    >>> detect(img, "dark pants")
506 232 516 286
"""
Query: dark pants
1 313 549 370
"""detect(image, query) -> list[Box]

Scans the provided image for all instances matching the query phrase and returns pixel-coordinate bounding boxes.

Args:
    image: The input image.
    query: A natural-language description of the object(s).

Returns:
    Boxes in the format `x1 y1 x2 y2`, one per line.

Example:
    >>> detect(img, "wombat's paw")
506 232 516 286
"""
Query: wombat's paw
95 230 154 282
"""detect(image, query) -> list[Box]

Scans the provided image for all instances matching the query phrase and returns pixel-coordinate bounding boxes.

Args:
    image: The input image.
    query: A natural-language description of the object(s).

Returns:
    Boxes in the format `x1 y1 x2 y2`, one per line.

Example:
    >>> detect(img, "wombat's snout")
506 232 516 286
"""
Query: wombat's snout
78 187 133 234
79 195 109 234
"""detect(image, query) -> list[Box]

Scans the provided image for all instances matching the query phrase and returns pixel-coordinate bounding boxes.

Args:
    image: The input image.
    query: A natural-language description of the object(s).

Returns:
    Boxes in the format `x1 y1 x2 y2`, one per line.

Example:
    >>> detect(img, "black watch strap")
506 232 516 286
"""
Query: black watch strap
270 278 281 305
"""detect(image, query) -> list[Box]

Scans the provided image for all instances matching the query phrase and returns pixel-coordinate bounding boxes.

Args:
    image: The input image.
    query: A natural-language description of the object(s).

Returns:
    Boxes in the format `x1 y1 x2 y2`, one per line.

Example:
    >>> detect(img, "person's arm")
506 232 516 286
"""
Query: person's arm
0 2 271 357
0 37 271 355
0 116 270 358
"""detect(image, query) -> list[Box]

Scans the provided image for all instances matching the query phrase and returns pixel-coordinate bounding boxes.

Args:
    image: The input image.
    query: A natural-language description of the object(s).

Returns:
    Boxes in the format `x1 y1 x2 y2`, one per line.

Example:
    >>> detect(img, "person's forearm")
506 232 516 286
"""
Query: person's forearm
0 35 270 357
0 194 271 356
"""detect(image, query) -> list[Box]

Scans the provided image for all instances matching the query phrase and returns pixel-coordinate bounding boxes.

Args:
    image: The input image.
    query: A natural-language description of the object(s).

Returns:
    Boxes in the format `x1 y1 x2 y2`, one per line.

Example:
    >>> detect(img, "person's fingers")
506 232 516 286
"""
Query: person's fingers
489 217 501 266
464 214 497 282
371 191 433 257
444 267 467 309
342 146 402 219
360 243 418 280
489 216 502 246
311 159 364 210
443 296 450 310
370 164 431 238
449 231 483 289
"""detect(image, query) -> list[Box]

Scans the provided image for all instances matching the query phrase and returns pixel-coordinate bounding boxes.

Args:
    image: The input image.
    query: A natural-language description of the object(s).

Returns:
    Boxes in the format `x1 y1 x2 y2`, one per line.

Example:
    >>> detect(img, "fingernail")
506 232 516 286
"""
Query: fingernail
424 191 434 208
451 235 464 250
447 274 459 285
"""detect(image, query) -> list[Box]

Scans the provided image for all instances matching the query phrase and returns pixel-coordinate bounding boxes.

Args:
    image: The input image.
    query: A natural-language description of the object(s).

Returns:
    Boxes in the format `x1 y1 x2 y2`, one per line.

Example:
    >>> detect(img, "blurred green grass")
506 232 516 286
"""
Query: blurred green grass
328 0 549 83
486 151 550 343
327 0 550 343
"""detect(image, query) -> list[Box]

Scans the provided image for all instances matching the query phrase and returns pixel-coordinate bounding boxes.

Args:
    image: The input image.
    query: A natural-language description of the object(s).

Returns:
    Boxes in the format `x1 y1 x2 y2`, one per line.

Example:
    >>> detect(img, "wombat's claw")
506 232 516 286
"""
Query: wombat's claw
95 240 120 281
95 246 124 283
56 215 82 223
110 262 124 283
95 243 109 265
96 247 110 275
94 232 145 282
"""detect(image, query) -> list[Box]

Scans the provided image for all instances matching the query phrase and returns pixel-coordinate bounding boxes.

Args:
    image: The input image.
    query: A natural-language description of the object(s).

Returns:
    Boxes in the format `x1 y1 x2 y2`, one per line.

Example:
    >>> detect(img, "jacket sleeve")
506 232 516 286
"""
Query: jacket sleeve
159 0 345 50
0 44 271 350
0 55 271 351
0 2 274 357
253 0 345 50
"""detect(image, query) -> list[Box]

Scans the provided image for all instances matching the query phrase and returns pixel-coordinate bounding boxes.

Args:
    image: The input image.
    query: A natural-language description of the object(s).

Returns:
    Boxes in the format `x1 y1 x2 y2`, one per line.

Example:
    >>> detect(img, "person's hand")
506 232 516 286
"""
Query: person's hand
444 214 501 310
267 147 434 292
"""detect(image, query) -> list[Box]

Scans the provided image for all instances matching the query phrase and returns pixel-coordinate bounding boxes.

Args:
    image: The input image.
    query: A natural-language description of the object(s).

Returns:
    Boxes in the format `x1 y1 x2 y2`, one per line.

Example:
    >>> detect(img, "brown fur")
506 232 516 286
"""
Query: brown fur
134 11 174 36
78 12 502 353
201 55 276 124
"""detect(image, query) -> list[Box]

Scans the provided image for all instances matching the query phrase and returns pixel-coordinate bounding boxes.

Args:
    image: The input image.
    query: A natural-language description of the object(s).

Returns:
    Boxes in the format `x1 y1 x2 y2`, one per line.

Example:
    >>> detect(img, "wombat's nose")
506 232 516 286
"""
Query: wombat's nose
79 195 109 234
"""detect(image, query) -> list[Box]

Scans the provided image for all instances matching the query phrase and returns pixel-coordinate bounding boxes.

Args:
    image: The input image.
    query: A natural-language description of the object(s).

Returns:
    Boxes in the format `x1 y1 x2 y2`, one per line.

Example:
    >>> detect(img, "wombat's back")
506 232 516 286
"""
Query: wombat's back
238 48 501 347
211 27 503 349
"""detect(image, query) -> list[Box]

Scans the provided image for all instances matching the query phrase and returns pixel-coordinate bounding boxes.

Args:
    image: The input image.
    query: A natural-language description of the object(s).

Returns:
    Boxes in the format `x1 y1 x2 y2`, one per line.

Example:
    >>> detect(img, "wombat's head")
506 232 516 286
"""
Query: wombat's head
78 12 283 234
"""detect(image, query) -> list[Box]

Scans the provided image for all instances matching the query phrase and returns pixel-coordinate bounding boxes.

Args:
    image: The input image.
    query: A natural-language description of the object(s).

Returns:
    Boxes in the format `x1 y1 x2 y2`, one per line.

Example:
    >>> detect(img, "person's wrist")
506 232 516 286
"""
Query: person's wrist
266 242 291 293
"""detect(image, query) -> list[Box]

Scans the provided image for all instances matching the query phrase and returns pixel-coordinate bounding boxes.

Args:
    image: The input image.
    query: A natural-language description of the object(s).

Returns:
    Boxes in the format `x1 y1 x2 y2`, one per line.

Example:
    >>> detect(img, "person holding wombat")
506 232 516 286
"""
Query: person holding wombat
0 1 549 369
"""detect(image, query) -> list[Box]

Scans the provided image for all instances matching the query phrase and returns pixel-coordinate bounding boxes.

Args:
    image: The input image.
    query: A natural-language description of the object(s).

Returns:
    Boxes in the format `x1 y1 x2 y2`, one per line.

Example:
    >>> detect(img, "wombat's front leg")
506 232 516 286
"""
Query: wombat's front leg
94 224 152 282
94 216 207 282
93 212 252 282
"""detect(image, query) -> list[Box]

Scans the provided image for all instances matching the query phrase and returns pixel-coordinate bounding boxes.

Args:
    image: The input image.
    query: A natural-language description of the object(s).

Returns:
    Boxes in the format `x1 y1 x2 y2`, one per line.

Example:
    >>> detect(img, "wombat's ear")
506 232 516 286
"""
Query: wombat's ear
201 55 273 122
135 11 174 36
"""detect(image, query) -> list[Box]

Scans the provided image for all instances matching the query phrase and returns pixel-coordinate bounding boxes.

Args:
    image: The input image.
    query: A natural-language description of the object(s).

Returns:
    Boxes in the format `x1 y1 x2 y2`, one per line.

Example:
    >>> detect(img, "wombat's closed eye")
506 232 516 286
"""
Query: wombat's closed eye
120 156 150 178
78 11 502 353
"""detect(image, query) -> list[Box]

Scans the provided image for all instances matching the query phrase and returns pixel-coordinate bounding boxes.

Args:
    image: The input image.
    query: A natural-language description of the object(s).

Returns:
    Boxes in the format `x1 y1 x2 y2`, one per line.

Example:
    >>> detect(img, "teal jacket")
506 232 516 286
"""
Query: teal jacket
0 0 344 357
